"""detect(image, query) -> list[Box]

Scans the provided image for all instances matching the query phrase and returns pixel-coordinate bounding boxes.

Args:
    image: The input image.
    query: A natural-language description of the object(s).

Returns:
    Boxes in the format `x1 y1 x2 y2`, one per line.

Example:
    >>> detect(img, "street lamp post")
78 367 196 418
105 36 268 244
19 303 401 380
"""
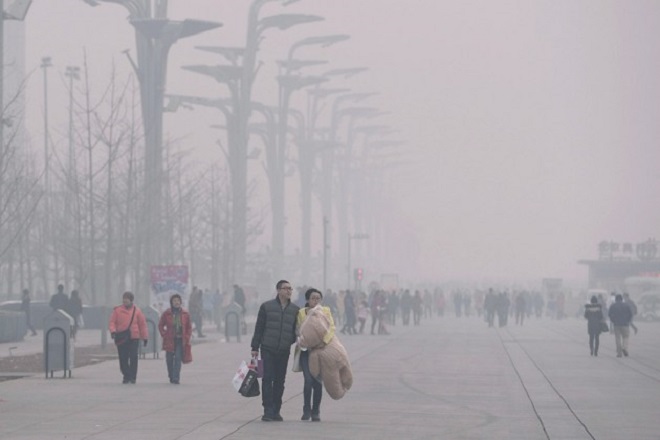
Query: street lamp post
40 56 54 291
271 73 326 278
64 65 80 287
334 106 381 276
347 232 368 291
86 0 221 299
184 2 322 285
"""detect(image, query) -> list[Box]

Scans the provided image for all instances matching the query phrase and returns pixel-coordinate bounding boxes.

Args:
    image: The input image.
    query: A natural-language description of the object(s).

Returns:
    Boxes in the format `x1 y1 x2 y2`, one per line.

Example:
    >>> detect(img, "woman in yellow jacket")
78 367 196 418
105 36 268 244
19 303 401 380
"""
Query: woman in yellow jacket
296 287 335 422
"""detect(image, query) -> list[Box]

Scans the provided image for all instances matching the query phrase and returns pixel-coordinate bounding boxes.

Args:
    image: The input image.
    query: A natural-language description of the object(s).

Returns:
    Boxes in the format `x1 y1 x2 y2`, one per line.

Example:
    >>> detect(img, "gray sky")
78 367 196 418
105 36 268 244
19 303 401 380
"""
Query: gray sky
20 0 660 286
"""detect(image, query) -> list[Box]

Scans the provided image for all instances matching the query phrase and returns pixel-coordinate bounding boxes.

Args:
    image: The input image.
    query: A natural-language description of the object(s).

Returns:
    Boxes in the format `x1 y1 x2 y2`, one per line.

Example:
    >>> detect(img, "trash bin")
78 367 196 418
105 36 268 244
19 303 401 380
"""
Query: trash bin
224 303 243 343
43 309 74 378
139 306 160 359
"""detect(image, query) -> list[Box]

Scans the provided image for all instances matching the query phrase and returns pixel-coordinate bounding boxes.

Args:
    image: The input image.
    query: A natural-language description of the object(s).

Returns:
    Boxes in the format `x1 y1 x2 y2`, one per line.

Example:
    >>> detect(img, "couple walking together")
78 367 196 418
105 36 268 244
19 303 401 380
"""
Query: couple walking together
250 280 335 422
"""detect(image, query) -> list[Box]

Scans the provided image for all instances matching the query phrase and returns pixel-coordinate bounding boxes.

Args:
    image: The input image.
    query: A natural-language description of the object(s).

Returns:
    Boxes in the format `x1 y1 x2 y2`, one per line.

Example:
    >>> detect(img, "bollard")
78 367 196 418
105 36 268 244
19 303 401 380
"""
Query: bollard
43 310 74 379
224 303 243 342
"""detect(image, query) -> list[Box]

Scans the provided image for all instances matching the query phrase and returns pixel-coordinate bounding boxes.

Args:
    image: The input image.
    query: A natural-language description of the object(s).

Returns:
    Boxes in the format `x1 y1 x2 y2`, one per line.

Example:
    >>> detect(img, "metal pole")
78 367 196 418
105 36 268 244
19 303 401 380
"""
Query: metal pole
42 57 52 292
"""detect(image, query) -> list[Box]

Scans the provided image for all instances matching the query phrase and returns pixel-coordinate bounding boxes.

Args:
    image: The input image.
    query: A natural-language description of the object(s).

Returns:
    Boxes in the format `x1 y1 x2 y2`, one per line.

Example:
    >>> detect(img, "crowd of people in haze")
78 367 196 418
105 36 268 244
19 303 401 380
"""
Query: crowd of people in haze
21 278 639 423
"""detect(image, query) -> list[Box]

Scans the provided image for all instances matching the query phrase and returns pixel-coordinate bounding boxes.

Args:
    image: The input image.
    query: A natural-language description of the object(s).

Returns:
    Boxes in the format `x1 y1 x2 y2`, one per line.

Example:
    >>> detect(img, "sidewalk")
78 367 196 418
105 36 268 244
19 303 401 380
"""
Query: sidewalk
1 315 659 439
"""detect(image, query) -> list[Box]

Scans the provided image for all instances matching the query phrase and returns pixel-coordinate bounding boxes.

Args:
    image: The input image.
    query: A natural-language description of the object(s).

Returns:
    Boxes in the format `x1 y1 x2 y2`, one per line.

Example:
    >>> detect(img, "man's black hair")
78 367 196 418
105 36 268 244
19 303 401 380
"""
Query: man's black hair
276 280 290 290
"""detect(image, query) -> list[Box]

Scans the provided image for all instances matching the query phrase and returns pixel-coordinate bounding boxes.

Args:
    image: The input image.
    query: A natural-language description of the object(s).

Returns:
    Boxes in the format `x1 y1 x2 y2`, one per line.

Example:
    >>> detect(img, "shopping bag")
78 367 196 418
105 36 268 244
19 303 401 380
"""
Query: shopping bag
232 361 250 392
600 321 609 333
238 368 260 397
183 344 192 364
292 347 302 373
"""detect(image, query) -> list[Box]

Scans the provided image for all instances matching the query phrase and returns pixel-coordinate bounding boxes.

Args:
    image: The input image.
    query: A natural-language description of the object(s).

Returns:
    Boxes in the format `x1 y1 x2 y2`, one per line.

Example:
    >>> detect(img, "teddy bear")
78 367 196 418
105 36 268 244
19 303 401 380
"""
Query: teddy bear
298 305 353 400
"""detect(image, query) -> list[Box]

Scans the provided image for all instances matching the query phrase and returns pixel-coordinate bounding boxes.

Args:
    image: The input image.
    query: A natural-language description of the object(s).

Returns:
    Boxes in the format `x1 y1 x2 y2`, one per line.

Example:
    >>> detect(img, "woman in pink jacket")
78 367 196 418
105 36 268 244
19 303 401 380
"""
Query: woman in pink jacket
108 291 148 384
158 294 192 384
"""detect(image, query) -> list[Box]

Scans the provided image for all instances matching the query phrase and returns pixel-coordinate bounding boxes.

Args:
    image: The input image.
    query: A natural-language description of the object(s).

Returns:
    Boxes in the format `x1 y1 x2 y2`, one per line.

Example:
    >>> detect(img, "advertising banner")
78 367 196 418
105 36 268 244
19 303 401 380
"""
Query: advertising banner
150 266 189 313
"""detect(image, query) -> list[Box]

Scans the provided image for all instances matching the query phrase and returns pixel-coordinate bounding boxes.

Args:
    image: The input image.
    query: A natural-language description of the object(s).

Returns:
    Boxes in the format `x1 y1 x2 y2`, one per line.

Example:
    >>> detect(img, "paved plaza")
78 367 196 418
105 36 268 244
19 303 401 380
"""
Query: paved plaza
1 315 659 440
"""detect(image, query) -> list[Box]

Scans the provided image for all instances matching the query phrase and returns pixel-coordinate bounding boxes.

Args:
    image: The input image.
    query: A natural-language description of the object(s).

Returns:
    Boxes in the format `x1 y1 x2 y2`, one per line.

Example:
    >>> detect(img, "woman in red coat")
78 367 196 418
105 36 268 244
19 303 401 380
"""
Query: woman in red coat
158 294 192 384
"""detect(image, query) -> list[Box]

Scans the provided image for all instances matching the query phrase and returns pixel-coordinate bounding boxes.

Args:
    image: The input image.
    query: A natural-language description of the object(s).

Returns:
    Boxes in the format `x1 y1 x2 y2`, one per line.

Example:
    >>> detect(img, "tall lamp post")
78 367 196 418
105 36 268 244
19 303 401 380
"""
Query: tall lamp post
40 56 54 291
184 3 322 285
86 0 221 299
269 34 347 281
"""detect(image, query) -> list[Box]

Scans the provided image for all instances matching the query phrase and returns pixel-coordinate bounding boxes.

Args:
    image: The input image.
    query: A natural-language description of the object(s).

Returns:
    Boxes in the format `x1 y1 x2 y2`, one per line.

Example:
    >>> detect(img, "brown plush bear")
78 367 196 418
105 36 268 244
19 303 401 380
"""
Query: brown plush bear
298 305 353 400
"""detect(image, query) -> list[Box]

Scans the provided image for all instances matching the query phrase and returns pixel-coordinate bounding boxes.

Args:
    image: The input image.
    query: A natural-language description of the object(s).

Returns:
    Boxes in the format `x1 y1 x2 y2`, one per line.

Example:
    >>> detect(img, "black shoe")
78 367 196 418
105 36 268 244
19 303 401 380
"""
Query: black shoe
301 412 311 421
273 414 284 422
261 415 274 422
122 379 129 384
311 414 321 422
171 380 180 384
623 349 629 357
130 380 136 384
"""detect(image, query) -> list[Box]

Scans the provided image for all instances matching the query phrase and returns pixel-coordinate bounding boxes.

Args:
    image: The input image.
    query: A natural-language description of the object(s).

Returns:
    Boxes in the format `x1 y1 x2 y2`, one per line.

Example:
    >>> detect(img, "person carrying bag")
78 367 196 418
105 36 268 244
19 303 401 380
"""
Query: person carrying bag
108 291 148 384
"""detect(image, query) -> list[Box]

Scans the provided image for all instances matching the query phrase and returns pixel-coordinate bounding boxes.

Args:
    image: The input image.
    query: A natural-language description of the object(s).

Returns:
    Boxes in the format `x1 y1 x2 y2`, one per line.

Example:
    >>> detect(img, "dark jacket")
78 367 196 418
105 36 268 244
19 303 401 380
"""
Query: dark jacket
609 301 633 327
251 296 299 354
584 303 604 334
50 292 69 311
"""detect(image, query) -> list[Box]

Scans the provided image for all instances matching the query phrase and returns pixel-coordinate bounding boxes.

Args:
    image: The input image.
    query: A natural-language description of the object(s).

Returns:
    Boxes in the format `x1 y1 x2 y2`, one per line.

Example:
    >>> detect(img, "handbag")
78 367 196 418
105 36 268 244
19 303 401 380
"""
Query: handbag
292 346 302 373
232 360 260 397
182 344 192 364
239 368 260 397
600 321 609 333
114 308 136 346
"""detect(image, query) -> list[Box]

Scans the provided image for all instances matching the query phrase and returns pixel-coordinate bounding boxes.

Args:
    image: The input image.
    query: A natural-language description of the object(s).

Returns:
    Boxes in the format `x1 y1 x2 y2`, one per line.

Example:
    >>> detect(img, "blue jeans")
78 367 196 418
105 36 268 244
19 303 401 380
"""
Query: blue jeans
260 350 289 417
166 338 183 382
301 350 322 415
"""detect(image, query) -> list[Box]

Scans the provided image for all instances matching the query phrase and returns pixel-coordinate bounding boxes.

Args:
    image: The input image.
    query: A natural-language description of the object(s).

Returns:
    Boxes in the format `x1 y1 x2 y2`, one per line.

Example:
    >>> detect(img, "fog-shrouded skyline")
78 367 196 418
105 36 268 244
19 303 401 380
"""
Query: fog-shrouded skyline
16 0 660 287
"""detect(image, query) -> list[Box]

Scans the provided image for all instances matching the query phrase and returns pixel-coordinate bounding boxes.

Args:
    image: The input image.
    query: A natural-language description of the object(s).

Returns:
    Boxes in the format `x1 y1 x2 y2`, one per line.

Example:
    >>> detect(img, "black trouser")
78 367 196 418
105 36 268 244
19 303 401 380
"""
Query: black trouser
261 349 289 417
301 350 322 415
117 339 139 381
589 332 600 355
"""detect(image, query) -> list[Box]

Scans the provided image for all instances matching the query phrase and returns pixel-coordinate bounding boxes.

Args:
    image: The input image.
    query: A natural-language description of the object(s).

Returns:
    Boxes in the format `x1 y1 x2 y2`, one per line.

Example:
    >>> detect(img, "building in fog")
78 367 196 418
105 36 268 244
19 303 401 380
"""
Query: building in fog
579 239 660 292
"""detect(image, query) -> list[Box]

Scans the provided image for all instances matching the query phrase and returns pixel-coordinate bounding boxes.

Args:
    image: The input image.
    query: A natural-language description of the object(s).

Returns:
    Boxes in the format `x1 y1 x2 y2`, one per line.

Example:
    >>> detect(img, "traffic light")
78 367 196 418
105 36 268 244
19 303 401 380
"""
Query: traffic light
354 267 363 281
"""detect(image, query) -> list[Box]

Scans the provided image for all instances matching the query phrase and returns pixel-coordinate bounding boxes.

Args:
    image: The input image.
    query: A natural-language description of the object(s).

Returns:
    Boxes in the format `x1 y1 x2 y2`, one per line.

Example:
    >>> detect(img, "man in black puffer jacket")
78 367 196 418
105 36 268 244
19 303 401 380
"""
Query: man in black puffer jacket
251 280 300 421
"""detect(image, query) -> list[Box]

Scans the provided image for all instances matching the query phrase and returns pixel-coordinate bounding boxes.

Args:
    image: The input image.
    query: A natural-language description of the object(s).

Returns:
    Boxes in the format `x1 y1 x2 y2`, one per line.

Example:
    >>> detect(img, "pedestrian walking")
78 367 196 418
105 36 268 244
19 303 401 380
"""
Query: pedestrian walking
608 294 633 357
400 290 412 325
20 289 37 336
158 294 192 384
67 290 83 339
623 292 639 335
250 280 300 422
357 300 368 334
108 291 148 384
49 284 69 312
189 286 205 337
514 293 526 326
340 290 357 335
484 289 496 327
296 288 335 422
584 295 604 356
412 291 423 325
